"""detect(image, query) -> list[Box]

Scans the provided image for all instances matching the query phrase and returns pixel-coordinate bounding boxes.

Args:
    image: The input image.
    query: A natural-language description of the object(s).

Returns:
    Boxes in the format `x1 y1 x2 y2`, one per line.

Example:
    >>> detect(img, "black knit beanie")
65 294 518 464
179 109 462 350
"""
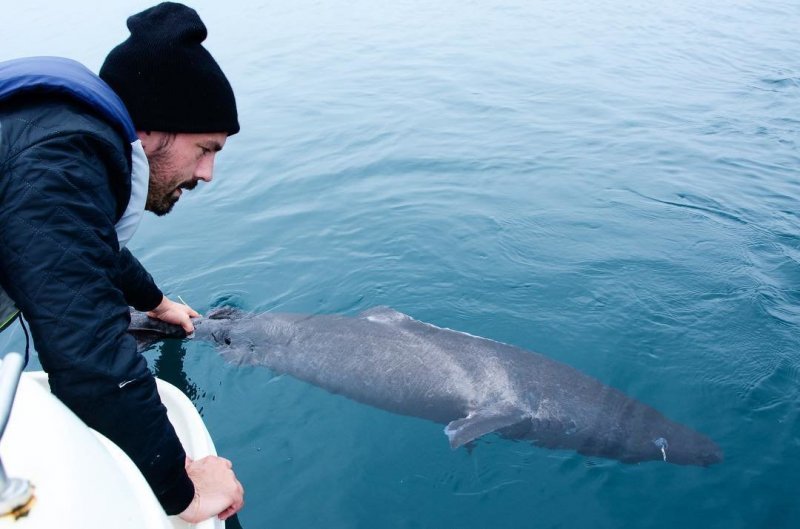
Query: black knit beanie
99 2 239 135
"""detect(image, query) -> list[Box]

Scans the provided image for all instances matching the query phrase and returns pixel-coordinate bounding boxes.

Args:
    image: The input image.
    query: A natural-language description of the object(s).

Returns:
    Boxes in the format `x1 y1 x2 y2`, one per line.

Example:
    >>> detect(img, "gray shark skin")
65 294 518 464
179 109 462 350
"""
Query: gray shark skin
129 307 722 466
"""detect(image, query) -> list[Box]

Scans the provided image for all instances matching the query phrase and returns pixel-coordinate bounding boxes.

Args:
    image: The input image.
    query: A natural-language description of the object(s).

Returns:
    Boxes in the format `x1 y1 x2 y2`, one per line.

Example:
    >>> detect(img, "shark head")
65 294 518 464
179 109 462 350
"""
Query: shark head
127 306 245 352
128 309 188 351
193 307 269 366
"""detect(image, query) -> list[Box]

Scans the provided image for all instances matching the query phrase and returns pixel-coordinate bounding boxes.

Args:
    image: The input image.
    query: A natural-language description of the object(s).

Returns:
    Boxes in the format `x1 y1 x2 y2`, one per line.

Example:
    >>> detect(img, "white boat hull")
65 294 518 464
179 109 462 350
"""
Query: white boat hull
1 371 223 529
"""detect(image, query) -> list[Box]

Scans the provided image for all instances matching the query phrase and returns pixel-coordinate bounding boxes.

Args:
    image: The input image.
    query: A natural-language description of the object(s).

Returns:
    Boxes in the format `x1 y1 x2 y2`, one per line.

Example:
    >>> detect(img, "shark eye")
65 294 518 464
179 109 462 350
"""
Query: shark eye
211 331 232 346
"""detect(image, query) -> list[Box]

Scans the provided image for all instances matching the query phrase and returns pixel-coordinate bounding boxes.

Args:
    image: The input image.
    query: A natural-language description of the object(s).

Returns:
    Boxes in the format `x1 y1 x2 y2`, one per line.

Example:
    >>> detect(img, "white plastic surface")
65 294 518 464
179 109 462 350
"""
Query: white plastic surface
0 371 223 529
156 378 222 529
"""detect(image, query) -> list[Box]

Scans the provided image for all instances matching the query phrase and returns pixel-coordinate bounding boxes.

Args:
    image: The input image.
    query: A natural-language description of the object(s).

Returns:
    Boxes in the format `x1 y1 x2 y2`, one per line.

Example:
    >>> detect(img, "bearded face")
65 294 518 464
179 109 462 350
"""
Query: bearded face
141 132 227 215
146 146 197 215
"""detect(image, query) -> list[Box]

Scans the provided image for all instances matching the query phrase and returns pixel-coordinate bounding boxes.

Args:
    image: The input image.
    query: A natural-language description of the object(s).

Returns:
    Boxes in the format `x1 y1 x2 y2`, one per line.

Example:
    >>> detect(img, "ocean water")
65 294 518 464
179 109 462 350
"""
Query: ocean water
3 1 800 527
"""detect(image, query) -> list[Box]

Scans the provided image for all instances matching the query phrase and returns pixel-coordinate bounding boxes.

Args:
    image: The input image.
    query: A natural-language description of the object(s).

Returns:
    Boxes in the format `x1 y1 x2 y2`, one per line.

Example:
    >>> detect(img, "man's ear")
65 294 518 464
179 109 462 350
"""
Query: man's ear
136 131 154 152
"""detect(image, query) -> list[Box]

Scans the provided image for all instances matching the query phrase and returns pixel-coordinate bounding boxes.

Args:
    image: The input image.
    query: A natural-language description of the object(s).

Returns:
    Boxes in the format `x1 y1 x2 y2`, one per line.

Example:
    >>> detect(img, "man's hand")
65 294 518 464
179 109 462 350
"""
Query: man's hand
147 295 200 334
179 456 245 523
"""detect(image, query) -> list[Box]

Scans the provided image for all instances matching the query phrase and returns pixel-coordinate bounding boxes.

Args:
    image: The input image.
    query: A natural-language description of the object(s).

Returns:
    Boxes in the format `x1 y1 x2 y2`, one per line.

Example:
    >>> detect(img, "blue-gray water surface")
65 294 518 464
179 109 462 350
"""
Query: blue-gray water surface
3 1 800 527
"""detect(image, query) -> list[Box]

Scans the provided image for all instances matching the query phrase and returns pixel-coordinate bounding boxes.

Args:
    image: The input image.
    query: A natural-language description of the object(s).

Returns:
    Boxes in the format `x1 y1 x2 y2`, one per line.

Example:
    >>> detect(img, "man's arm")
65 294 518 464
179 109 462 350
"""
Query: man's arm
117 248 200 333
117 247 164 311
0 130 194 513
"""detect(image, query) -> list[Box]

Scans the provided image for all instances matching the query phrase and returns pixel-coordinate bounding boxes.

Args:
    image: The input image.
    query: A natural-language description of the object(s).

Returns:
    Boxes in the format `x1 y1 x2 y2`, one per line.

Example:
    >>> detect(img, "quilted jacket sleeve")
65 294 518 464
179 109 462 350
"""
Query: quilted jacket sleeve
118 248 164 311
0 130 194 514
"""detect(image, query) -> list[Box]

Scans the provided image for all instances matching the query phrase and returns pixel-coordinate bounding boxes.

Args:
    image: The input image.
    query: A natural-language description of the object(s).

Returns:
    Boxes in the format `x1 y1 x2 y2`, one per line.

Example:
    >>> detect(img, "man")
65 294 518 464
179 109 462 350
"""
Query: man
0 2 244 523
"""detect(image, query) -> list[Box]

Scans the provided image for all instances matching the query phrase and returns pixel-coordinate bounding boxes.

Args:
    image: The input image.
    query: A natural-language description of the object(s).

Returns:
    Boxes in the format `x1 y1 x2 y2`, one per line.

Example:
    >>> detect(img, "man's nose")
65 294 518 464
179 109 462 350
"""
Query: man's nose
195 155 216 182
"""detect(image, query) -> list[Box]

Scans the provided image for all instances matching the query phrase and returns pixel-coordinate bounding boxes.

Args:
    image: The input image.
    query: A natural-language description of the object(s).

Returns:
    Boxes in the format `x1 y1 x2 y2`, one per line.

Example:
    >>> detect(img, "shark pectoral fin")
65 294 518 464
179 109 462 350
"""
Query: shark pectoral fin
444 404 529 449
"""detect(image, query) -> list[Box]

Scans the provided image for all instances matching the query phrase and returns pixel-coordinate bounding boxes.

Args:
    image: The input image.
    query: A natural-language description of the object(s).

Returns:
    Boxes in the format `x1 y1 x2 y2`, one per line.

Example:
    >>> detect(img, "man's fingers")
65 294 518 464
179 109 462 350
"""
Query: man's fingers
181 318 195 333
182 455 244 524
218 497 244 521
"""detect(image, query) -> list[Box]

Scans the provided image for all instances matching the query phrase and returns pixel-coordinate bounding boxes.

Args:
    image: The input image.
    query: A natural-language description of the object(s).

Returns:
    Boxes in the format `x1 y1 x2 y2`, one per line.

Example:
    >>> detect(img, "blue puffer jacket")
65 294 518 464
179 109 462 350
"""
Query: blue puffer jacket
0 57 194 514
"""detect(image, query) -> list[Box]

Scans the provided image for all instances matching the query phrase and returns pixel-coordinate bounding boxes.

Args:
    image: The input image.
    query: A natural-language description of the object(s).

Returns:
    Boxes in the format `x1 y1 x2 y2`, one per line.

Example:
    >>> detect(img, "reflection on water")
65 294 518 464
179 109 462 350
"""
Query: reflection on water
150 340 202 408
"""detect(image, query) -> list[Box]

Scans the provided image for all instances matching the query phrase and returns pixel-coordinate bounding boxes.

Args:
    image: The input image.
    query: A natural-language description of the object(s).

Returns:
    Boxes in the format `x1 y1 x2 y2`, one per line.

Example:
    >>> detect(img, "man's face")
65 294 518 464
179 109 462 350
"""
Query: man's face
140 131 228 216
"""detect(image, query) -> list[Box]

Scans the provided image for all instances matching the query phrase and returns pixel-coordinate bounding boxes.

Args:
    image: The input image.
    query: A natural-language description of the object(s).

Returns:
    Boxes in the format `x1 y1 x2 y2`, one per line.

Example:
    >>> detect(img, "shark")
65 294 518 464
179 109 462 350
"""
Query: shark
129 306 722 466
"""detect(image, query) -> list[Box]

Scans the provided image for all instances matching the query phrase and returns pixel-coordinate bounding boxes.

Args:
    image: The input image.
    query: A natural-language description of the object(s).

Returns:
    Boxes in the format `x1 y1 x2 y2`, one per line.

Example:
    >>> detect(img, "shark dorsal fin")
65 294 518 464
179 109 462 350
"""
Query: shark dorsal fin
357 306 410 324
444 403 530 449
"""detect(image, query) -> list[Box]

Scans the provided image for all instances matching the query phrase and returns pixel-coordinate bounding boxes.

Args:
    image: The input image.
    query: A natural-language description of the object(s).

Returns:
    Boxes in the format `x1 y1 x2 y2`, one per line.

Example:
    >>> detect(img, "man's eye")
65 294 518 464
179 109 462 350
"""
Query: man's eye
200 147 211 155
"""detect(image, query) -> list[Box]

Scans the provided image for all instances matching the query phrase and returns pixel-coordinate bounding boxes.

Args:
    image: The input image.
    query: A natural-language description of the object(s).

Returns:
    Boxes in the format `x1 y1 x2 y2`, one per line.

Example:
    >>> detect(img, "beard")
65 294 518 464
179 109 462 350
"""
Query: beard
145 149 195 216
